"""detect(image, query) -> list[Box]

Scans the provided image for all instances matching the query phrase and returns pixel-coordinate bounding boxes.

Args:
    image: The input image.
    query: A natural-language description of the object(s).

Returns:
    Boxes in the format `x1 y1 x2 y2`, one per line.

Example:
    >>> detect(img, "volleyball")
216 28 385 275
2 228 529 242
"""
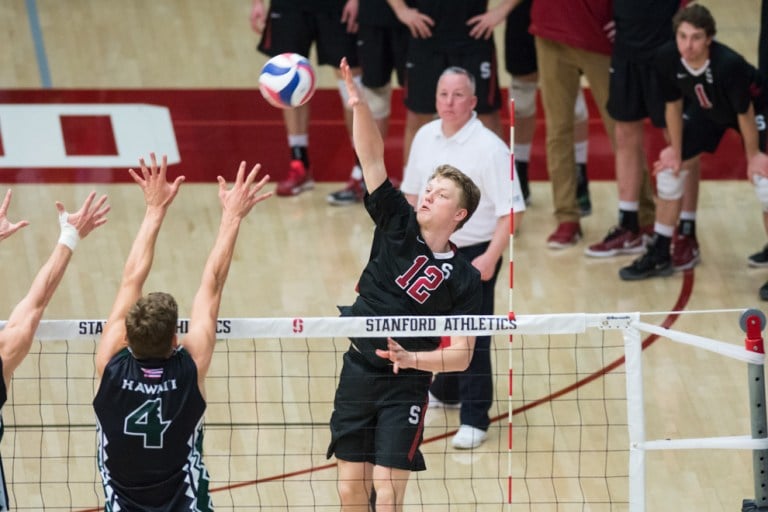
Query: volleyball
258 53 316 109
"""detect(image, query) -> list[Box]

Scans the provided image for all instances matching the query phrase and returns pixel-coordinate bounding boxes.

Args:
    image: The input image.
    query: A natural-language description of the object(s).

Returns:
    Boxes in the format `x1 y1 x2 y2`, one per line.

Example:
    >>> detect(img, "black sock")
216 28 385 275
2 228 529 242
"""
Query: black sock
576 163 589 198
619 210 640 233
290 146 310 169
678 219 696 238
652 233 672 260
516 160 530 200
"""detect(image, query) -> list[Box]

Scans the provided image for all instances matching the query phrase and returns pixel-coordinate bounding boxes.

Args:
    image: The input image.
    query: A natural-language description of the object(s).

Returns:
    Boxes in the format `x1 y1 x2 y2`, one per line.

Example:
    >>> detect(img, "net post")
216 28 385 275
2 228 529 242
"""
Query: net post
507 96 515 510
741 309 768 511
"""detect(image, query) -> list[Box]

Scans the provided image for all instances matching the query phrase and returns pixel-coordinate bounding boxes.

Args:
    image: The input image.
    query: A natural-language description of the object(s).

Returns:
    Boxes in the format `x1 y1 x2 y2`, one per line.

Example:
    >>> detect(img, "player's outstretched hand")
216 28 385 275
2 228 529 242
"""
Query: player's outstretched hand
0 189 29 242
340 57 362 108
375 338 417 374
217 161 273 220
57 191 110 240
129 153 185 210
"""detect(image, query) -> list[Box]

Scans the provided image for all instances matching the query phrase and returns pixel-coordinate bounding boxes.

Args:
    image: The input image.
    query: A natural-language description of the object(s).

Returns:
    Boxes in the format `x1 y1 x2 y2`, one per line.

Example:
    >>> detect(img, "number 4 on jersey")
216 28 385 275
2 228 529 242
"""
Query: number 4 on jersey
124 397 171 449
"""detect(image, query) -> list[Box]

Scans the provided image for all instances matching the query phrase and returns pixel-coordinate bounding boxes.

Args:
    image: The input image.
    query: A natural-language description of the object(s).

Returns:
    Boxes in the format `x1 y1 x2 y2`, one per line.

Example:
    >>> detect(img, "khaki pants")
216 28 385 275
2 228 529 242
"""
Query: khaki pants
535 36 655 225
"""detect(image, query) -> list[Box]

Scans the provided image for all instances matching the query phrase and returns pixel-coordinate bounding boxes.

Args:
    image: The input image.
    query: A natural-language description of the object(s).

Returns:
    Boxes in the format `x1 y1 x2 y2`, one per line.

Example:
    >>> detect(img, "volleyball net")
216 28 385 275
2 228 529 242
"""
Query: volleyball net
1 310 764 510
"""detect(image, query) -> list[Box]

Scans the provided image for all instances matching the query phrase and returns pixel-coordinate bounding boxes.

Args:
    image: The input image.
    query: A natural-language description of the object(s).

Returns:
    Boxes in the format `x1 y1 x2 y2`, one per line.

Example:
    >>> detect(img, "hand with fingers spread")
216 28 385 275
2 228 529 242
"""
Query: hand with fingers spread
217 161 273 219
56 191 110 251
129 153 185 210
0 189 29 242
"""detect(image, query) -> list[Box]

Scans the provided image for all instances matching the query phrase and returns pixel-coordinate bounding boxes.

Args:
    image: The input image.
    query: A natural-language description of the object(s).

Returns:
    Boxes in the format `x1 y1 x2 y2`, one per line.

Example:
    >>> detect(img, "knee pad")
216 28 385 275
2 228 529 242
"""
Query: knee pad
574 88 588 123
656 168 689 200
510 79 538 118
362 83 392 120
338 75 364 109
753 175 768 211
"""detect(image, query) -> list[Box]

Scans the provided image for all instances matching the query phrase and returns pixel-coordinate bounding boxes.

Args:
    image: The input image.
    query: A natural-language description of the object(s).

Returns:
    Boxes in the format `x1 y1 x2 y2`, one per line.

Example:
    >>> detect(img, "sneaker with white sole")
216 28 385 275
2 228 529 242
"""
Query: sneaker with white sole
276 160 315 197
428 391 460 409
452 424 488 449
584 226 647 258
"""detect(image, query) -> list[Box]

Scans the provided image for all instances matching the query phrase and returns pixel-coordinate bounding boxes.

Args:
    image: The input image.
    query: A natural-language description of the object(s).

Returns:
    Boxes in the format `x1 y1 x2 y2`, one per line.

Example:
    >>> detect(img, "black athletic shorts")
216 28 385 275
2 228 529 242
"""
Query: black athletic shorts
681 104 768 160
404 42 502 115
607 54 667 127
357 23 409 88
504 0 536 76
327 348 432 471
258 4 359 67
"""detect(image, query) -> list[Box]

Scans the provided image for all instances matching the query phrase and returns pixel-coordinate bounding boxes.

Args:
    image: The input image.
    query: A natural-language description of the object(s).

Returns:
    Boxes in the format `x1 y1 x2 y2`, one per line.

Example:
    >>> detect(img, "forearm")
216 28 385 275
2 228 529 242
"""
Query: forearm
411 340 474 373
738 107 760 159
352 100 387 192
122 207 167 285
200 213 241 299
665 101 684 156
484 216 511 264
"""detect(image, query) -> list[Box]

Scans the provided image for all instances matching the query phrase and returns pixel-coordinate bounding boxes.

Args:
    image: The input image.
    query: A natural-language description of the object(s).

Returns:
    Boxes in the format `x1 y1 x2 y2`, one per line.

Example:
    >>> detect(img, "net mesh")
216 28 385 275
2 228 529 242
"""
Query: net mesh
0 312 757 510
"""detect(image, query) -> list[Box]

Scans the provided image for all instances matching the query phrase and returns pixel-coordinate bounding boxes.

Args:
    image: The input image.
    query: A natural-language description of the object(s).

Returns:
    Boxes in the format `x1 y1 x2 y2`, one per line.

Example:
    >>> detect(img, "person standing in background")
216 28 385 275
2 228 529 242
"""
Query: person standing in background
251 0 362 197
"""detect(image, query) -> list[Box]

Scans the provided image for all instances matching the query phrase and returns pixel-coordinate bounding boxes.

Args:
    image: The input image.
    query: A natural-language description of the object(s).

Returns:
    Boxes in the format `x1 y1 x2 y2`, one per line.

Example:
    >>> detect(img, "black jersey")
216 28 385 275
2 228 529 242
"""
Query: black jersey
657 40 767 129
613 0 680 60
343 180 482 367
408 0 491 51
358 0 402 28
93 348 212 511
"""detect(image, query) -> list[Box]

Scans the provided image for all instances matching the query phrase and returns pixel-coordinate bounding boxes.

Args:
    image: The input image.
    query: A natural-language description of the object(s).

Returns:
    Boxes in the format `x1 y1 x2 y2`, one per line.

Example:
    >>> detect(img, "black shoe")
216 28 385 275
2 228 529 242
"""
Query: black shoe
760 281 768 301
749 244 768 268
619 246 674 281
326 178 365 206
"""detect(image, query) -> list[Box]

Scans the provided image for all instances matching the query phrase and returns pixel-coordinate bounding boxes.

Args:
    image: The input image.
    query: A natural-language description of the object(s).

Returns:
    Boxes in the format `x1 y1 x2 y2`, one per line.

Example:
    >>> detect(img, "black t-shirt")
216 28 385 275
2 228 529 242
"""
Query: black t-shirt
344 180 482 367
656 40 766 128
408 0 491 51
613 0 681 60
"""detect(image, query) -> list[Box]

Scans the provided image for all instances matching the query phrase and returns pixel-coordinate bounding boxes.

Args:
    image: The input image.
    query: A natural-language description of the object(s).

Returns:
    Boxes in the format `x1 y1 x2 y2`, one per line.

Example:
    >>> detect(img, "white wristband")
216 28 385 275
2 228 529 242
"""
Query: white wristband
58 211 79 251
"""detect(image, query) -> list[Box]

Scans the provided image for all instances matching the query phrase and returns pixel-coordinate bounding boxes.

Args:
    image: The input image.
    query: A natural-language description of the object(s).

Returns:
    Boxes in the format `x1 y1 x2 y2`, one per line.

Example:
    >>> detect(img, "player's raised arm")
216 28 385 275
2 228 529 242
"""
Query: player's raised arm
96 154 184 377
340 57 387 194
184 162 272 394
0 191 109 386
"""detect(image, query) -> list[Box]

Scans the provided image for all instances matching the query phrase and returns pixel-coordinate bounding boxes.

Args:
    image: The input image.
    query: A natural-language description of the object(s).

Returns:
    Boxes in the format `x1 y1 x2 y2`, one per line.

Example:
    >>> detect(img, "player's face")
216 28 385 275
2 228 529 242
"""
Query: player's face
435 74 478 130
416 176 466 229
676 21 712 68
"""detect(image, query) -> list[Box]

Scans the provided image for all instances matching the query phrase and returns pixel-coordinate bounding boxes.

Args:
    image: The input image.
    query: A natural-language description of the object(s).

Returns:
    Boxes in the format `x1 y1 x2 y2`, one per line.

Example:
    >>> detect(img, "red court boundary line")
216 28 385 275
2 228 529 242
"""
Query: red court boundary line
73 270 695 511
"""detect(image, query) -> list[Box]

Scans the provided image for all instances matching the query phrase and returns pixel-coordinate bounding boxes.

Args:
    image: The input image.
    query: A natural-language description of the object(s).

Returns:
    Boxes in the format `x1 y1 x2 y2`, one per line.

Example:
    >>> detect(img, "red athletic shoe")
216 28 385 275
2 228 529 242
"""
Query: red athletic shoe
546 222 582 249
276 160 315 197
584 226 648 258
672 233 700 270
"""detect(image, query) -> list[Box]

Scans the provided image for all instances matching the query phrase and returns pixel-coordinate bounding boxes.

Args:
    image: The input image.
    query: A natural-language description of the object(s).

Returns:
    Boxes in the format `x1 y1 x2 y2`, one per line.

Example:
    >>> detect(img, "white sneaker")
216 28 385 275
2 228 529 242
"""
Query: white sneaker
452 425 487 449
428 391 460 409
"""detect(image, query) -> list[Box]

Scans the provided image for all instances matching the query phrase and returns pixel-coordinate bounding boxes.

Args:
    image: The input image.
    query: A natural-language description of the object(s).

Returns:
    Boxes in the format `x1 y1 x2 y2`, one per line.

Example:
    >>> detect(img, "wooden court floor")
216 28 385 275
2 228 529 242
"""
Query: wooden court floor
0 0 765 510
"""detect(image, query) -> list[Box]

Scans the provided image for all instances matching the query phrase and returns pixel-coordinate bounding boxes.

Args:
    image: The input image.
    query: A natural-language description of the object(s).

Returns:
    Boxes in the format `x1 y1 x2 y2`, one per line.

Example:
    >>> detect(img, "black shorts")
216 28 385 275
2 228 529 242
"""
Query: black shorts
257 4 359 67
681 104 768 160
357 24 409 88
504 0 536 76
607 54 666 126
327 348 432 471
404 42 502 115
